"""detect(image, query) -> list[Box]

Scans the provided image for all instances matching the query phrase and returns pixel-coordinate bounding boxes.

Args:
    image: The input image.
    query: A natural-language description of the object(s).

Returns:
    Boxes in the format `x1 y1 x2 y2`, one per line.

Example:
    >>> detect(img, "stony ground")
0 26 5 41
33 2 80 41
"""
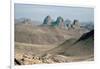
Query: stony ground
15 24 93 65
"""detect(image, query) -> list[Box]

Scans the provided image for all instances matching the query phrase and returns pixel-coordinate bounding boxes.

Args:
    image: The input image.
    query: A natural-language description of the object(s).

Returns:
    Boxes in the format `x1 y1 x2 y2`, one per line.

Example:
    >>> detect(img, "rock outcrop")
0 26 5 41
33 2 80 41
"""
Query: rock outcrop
43 15 52 25
71 19 80 29
64 19 71 29
52 16 64 29
15 54 69 65
43 16 81 30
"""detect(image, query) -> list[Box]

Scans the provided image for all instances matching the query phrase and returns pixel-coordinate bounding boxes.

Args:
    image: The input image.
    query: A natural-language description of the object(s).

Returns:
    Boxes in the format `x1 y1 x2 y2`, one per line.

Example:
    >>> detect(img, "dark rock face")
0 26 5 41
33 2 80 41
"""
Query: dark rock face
43 16 52 25
56 16 64 28
56 16 64 24
77 30 94 41
52 16 64 28
71 20 80 29
64 19 71 29
43 16 81 30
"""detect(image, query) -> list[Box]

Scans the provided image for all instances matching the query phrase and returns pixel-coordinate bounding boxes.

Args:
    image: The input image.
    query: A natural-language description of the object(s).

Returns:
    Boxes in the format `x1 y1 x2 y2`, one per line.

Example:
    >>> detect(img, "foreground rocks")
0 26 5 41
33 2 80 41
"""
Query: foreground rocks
15 53 93 65
15 53 70 65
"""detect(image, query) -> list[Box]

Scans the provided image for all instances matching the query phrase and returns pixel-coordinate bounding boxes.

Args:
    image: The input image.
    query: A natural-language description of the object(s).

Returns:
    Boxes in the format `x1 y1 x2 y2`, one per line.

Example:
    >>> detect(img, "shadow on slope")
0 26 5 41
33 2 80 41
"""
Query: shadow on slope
46 30 94 57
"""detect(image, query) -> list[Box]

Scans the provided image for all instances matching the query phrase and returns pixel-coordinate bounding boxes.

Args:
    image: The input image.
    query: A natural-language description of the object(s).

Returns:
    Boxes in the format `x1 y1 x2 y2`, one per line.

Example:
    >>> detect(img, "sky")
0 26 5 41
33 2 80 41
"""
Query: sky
14 3 94 23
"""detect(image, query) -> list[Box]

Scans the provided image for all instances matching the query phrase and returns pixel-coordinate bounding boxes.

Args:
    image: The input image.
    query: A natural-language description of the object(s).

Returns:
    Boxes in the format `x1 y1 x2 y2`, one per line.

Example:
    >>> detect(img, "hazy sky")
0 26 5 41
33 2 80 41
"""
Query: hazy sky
15 3 94 23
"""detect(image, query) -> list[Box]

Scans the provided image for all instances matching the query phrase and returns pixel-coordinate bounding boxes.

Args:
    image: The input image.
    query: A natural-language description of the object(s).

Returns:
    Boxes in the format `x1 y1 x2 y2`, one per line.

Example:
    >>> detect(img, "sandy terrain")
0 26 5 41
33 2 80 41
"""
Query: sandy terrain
15 24 94 65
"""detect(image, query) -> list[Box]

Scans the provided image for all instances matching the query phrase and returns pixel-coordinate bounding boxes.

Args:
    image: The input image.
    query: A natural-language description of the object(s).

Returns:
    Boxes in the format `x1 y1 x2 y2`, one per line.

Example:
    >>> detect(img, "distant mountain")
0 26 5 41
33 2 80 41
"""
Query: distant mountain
15 18 41 25
43 15 52 25
80 22 94 30
42 16 84 30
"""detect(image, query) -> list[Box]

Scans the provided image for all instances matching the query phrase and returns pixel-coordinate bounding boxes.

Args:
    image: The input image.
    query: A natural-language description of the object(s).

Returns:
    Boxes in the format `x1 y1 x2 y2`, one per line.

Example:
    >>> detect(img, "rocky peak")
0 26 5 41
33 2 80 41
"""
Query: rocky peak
43 15 52 25
56 16 64 24
71 19 80 29
64 19 71 29
21 18 32 24
56 16 64 28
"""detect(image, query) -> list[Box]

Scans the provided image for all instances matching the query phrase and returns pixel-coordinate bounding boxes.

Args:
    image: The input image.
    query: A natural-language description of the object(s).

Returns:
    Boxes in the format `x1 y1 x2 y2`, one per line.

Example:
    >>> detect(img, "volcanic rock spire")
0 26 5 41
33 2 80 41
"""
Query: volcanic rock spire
55 16 64 28
43 15 52 25
64 19 71 29
71 19 80 29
